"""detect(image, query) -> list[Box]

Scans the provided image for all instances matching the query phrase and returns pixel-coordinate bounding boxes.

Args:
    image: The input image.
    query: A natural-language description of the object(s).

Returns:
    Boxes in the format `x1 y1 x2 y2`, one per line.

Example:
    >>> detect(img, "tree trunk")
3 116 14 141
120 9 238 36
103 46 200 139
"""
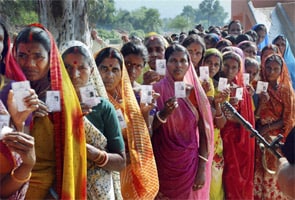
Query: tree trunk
38 0 91 48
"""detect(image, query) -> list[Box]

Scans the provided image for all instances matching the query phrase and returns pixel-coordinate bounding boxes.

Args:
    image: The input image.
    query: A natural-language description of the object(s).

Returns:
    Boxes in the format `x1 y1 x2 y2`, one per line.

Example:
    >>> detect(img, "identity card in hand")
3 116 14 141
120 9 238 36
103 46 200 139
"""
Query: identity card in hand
11 81 31 112
235 87 243 100
243 73 250 86
175 81 186 98
80 84 100 107
46 91 61 112
217 77 228 92
199 66 210 82
256 81 268 94
116 109 127 129
140 85 153 104
156 59 166 76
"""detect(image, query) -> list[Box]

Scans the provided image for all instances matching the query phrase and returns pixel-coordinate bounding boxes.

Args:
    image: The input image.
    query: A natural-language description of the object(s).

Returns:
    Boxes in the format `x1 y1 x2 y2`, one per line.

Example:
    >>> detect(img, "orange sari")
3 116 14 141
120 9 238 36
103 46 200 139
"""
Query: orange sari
100 48 159 199
254 54 295 200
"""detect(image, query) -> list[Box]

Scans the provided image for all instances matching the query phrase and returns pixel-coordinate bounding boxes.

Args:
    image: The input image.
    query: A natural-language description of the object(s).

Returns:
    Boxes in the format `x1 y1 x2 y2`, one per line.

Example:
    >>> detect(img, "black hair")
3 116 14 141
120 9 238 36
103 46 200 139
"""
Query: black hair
245 30 258 42
272 35 286 44
15 26 50 53
121 41 148 65
228 20 243 32
235 34 252 44
164 44 190 64
95 47 123 70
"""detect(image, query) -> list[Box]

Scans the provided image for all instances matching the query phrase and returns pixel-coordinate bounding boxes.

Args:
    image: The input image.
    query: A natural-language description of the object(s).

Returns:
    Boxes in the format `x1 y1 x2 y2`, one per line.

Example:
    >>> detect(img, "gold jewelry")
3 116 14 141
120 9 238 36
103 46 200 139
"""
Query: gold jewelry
11 167 32 183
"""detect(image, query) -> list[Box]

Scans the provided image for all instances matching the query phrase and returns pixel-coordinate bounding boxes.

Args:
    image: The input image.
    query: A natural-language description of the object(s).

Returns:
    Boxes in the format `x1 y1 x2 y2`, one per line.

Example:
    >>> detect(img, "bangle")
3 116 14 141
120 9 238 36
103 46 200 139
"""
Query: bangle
215 113 224 119
156 111 167 123
97 151 109 167
11 167 32 183
198 155 208 162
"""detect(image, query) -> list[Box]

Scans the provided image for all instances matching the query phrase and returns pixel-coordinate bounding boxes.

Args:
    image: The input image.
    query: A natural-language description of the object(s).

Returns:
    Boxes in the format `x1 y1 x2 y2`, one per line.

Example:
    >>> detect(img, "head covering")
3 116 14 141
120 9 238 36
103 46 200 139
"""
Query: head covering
12 24 87 199
0 19 26 81
95 47 159 198
252 24 269 52
272 35 295 90
60 40 108 98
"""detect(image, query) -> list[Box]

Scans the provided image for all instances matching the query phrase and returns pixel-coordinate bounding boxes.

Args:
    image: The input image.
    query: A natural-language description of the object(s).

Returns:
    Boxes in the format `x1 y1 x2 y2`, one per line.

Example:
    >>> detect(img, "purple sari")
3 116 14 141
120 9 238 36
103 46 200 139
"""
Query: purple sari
152 64 214 199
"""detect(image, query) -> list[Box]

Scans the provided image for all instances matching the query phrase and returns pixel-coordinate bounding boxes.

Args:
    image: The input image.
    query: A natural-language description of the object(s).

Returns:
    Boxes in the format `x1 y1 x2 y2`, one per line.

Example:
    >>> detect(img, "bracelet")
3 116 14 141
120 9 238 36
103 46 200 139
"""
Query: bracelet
96 151 109 167
11 167 32 183
215 113 224 119
198 155 208 162
156 111 167 123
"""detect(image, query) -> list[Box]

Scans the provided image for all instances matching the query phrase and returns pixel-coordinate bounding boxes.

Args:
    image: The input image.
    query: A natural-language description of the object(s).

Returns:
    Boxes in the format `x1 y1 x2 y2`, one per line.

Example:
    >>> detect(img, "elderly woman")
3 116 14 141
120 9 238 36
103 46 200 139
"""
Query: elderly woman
152 44 214 199
254 54 295 200
95 47 159 199
12 24 87 199
61 41 126 199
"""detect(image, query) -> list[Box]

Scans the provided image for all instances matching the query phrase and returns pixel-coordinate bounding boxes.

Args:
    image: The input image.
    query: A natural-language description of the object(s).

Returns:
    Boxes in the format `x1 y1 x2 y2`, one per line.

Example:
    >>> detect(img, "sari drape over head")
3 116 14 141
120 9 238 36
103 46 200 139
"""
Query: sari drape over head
12 24 87 199
152 61 214 199
60 40 123 199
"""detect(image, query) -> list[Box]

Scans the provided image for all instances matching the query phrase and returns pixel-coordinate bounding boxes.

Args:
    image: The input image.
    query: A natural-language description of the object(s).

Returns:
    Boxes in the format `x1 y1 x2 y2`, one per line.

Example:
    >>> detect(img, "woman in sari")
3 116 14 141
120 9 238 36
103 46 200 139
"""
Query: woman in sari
61 40 126 199
220 50 255 200
0 18 38 199
254 54 295 200
252 24 269 55
95 47 159 199
202 48 229 200
12 24 87 199
272 35 295 90
152 44 214 199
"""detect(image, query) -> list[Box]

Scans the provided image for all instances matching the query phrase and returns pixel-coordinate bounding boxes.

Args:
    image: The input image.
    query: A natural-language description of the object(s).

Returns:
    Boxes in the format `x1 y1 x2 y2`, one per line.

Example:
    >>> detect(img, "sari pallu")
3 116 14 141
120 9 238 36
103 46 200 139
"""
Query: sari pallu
152 63 214 199
11 24 87 199
105 51 159 199
254 54 295 200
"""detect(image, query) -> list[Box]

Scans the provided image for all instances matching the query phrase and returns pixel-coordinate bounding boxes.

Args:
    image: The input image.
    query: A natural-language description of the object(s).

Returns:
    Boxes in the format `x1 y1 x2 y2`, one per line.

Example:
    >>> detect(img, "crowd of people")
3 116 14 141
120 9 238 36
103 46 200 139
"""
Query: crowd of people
0 17 295 200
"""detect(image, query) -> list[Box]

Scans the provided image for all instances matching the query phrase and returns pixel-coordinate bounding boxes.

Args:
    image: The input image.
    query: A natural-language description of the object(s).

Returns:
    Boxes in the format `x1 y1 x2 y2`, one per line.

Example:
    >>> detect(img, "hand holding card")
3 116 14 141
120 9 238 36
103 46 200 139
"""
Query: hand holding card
174 81 186 98
140 85 153 104
79 84 100 107
256 81 269 94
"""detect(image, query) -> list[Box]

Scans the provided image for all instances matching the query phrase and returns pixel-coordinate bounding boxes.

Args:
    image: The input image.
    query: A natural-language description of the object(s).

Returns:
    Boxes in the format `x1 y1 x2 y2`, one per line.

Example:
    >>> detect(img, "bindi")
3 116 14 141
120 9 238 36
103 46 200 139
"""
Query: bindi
73 61 77 65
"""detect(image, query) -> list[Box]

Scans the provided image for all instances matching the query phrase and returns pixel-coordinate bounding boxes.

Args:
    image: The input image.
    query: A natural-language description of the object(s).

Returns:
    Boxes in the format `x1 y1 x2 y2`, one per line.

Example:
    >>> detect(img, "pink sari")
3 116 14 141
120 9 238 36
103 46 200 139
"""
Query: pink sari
152 63 214 199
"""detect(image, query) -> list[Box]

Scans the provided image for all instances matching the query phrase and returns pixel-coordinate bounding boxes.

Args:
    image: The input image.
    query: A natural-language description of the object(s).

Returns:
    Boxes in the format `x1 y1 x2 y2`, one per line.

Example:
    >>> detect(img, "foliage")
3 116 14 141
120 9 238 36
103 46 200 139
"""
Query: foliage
88 0 115 28
196 0 228 28
0 0 38 29
168 15 192 32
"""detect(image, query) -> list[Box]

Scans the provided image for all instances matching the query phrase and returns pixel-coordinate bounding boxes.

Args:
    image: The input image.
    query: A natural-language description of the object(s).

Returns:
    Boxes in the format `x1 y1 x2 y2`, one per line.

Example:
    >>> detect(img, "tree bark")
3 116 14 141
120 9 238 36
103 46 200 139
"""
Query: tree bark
38 0 91 48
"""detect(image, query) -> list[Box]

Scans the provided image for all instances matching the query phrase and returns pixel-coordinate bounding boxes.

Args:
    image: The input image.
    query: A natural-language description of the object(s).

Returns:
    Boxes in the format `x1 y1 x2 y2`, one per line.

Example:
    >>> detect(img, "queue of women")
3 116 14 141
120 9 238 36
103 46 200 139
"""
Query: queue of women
0 17 294 200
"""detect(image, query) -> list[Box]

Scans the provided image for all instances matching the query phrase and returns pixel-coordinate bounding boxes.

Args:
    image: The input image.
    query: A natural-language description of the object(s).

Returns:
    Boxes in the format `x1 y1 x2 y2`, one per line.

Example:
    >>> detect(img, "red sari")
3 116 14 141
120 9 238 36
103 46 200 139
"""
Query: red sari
220 51 255 200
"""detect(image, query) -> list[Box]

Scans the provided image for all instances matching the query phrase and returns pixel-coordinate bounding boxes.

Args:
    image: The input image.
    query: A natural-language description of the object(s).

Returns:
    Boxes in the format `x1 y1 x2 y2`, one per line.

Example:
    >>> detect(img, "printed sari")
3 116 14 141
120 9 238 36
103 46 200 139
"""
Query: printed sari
60 40 123 199
101 48 159 199
254 54 295 200
12 24 87 199
152 62 214 199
